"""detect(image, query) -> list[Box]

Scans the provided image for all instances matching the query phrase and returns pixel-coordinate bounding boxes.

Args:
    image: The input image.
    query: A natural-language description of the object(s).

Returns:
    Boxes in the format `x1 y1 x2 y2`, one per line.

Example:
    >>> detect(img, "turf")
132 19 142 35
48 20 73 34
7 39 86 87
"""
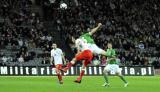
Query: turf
0 76 159 92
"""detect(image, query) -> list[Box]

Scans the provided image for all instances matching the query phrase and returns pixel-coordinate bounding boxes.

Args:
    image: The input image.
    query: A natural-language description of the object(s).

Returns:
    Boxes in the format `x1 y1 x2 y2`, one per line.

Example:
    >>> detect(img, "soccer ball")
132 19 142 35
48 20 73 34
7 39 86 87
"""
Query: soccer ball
60 3 67 9
93 60 100 66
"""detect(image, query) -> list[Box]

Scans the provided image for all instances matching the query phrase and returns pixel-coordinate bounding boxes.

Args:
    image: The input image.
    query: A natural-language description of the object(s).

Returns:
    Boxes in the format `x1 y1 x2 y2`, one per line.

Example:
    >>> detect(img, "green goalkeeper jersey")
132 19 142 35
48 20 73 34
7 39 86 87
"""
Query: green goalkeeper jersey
80 33 95 44
106 48 118 64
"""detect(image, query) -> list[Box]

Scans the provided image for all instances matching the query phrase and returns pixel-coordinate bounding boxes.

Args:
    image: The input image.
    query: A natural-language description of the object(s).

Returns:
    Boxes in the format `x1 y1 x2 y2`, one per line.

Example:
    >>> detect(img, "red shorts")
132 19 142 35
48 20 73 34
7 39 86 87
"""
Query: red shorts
75 50 93 67
55 64 62 70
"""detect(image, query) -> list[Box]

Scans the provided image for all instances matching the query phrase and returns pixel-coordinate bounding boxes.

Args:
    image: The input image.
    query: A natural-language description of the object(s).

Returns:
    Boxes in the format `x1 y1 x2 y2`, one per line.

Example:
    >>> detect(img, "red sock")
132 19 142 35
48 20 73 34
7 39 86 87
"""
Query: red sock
57 73 62 81
64 62 72 70
77 70 85 81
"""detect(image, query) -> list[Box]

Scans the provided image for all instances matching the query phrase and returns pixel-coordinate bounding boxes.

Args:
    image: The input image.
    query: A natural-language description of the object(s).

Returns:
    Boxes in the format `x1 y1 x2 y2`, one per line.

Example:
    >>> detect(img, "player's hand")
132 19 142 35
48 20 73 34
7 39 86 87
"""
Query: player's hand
98 23 102 27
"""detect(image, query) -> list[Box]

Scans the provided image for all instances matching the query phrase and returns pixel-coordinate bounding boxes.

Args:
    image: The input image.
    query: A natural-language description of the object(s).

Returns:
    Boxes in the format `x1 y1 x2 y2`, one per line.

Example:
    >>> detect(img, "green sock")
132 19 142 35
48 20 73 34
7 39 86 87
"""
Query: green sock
119 76 127 83
104 75 109 83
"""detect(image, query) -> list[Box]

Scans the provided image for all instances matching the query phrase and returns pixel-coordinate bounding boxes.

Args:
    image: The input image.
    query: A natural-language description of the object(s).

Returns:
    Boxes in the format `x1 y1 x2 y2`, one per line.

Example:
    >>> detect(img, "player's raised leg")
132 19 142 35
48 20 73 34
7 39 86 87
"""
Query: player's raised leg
74 60 90 83
73 50 93 83
61 58 76 72
87 43 110 57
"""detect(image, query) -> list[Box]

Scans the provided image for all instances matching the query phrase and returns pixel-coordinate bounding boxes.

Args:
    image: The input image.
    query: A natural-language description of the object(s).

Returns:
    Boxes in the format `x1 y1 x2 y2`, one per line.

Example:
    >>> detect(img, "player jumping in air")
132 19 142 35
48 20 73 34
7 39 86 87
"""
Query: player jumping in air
50 43 66 84
61 38 93 83
80 23 108 56
102 43 128 87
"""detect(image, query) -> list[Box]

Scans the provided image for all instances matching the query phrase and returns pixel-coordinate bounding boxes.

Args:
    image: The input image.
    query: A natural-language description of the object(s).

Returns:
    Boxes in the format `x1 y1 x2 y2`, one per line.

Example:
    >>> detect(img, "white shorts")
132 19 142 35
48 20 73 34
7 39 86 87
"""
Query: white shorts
88 43 104 54
104 64 121 74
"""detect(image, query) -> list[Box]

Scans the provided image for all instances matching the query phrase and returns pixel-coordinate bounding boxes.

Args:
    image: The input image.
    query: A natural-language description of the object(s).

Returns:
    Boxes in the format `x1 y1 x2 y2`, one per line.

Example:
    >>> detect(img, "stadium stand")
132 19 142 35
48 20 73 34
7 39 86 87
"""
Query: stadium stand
0 0 160 69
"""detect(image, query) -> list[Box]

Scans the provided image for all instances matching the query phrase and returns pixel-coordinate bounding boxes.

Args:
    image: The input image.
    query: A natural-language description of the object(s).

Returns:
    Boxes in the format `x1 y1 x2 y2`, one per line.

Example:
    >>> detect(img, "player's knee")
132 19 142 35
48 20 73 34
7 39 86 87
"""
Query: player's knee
81 68 85 71
56 70 60 74
103 69 108 75
116 72 121 76
103 70 106 74
115 73 119 76
82 66 86 70
71 60 76 65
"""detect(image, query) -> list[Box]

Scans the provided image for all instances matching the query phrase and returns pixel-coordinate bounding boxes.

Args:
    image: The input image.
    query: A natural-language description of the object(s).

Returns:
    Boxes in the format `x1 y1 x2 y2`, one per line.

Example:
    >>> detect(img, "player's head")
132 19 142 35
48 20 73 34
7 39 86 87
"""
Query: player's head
75 38 82 46
75 38 87 45
52 43 57 49
75 38 84 48
107 43 112 49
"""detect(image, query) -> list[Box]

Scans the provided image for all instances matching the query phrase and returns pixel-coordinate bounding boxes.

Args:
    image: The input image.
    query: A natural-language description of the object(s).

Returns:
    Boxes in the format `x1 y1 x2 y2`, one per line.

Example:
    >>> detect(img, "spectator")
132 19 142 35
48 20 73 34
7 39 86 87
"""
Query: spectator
18 55 24 63
101 55 107 66
2 56 8 63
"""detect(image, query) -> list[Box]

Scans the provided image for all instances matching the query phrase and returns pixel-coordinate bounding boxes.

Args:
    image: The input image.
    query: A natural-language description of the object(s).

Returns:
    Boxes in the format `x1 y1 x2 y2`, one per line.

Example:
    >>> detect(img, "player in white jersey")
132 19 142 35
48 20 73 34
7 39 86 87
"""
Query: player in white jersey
61 38 93 83
50 43 66 84
75 38 89 52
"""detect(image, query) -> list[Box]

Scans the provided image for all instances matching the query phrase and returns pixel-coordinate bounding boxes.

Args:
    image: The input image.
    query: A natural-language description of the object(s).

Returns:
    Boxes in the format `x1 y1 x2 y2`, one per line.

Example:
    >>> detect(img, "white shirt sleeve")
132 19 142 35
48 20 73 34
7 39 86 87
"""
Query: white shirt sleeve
77 40 88 51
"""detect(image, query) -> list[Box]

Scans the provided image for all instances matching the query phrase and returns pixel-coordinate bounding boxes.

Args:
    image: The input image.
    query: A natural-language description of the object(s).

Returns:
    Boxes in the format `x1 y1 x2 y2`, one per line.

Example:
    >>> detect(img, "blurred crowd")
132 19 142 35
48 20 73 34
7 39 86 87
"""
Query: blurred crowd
42 0 160 67
0 0 160 68
0 0 54 65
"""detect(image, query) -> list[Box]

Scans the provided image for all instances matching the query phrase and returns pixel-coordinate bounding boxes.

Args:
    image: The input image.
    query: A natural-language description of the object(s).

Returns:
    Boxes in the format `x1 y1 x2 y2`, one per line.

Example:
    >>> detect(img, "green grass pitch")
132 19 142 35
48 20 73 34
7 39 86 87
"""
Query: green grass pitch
0 76 159 92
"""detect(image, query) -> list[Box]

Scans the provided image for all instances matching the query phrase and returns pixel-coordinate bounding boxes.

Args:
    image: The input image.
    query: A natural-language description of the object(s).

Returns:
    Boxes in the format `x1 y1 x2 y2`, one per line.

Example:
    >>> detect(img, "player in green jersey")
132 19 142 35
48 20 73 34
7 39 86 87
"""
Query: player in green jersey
102 43 128 87
80 23 108 56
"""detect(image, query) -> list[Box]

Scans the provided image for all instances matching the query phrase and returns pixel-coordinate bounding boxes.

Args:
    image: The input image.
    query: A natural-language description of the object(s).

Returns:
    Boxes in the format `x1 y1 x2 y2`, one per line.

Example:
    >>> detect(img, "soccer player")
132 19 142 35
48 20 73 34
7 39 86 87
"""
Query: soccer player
79 23 108 56
102 43 128 87
61 38 93 83
50 43 66 84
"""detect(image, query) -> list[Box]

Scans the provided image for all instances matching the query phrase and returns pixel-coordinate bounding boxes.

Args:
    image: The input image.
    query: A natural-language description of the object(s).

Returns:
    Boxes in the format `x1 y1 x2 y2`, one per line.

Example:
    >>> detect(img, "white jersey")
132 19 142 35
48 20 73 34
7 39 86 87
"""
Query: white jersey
51 48 63 65
75 39 89 52
80 39 103 54
87 43 103 54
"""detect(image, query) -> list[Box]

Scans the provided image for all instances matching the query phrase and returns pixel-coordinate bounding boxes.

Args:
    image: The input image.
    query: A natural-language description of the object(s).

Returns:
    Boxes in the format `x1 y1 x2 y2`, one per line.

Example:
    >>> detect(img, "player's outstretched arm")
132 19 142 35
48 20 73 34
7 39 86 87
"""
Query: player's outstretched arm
89 23 102 35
